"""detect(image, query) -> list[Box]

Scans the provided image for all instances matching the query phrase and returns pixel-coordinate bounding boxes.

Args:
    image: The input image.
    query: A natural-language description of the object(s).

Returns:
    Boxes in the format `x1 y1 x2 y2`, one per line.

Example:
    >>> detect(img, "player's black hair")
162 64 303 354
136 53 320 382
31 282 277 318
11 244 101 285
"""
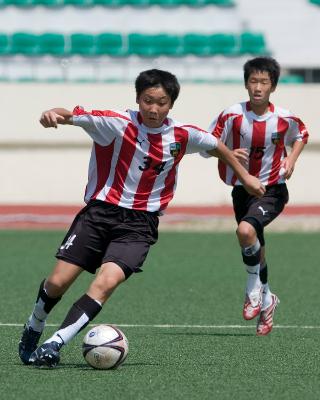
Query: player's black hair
135 69 180 105
244 57 281 87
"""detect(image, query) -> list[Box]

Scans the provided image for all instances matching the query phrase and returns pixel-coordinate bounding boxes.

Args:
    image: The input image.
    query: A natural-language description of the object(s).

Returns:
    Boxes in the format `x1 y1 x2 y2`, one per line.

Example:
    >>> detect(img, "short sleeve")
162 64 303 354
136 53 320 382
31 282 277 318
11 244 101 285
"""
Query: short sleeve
185 126 218 154
72 106 130 146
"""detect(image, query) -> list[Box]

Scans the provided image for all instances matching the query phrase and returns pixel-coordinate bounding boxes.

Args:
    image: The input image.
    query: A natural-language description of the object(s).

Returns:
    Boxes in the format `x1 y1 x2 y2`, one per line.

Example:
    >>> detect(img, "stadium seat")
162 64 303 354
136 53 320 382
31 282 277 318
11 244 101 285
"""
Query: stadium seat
11 32 39 55
209 33 238 55
183 33 212 56
38 33 66 56
310 0 320 5
94 0 126 6
239 31 267 55
70 33 96 56
125 0 151 6
280 74 304 84
5 0 34 6
34 0 64 6
128 33 162 57
64 0 95 6
186 0 235 5
0 33 10 55
156 34 185 56
95 33 126 56
151 0 185 6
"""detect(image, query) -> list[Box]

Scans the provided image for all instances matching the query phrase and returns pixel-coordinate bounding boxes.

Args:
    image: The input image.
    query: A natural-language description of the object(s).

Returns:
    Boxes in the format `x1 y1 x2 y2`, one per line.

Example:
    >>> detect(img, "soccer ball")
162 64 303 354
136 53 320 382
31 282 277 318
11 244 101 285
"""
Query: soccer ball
82 324 129 370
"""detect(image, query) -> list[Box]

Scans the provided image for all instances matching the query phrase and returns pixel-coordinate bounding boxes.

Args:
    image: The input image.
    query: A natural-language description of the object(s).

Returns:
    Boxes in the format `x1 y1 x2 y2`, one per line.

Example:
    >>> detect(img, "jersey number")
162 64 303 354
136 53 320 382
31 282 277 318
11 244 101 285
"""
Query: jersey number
249 146 266 160
139 157 167 175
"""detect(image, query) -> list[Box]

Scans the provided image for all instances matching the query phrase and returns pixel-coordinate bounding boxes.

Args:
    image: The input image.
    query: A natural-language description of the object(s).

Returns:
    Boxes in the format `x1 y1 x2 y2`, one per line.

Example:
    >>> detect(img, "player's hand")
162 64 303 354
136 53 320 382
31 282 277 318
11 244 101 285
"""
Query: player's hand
233 148 249 166
243 175 266 198
40 110 66 128
280 157 295 180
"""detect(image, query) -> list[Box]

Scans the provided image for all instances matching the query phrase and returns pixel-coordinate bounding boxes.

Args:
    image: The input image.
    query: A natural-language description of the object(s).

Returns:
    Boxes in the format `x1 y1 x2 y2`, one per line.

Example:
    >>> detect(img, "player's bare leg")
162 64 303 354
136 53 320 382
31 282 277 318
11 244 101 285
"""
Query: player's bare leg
30 262 125 368
237 221 262 320
19 260 83 365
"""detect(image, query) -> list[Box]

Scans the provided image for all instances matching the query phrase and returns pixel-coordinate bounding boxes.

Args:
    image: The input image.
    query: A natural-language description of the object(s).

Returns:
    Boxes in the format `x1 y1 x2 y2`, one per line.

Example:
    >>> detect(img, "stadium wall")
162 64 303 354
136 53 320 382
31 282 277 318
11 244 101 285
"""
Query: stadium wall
1 83 319 206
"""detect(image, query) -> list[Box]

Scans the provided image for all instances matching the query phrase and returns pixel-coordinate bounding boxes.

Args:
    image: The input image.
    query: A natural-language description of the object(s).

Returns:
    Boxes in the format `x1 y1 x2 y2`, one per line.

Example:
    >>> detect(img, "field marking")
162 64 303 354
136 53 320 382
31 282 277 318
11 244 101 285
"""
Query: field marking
1 323 320 329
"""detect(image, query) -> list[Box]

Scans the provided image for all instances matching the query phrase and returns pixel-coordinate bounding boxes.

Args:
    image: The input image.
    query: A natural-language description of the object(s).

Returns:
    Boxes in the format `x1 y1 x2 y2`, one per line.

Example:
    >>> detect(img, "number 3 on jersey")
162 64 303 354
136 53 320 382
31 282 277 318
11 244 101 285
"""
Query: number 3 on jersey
139 156 167 175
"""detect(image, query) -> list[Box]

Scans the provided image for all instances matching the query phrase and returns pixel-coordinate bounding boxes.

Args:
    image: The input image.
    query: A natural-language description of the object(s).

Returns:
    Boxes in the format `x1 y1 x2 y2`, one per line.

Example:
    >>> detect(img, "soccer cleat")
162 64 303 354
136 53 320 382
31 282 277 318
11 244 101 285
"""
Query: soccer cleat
30 341 62 368
256 294 280 336
19 324 42 365
243 287 263 320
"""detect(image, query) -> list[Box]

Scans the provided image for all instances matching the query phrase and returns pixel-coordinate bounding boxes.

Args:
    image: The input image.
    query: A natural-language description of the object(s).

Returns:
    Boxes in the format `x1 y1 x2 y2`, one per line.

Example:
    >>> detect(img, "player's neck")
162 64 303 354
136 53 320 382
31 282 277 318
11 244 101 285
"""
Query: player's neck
250 102 270 116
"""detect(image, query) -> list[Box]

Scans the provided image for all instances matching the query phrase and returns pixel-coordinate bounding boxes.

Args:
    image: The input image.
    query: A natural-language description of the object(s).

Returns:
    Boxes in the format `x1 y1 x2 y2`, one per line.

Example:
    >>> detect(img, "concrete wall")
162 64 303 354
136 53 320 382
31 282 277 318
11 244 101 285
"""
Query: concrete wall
1 83 319 205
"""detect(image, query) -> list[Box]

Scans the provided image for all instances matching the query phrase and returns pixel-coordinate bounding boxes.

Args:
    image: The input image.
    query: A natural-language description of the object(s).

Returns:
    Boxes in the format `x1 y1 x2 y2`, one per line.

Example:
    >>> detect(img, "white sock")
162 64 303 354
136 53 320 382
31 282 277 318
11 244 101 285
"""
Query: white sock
246 264 261 292
44 313 89 346
262 283 272 310
27 298 48 333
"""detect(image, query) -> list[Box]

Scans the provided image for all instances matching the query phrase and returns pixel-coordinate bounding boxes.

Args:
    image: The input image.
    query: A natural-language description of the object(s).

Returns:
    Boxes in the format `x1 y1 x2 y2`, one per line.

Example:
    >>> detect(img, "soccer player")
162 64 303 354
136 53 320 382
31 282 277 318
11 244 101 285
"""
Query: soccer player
19 69 265 368
207 57 308 335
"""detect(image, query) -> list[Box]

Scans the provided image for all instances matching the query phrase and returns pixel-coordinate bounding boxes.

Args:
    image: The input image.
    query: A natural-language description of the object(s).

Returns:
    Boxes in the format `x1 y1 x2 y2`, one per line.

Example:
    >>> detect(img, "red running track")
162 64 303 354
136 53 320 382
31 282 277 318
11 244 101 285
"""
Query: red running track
1 204 320 229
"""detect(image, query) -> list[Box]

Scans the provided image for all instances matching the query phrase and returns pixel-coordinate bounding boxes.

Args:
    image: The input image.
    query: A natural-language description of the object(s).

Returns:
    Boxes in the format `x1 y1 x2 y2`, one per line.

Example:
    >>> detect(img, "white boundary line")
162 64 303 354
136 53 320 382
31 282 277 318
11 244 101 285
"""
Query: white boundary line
1 323 320 329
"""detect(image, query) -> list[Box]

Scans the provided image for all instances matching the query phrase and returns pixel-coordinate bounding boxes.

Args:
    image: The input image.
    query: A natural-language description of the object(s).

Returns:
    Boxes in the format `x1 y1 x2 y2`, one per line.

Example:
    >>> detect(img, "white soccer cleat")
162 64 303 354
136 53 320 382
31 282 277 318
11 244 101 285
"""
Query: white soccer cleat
256 294 280 336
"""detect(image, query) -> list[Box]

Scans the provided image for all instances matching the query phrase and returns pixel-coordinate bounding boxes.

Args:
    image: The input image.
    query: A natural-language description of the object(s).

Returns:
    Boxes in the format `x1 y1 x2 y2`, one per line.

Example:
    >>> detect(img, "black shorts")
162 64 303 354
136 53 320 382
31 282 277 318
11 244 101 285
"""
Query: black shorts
231 184 289 246
56 200 159 279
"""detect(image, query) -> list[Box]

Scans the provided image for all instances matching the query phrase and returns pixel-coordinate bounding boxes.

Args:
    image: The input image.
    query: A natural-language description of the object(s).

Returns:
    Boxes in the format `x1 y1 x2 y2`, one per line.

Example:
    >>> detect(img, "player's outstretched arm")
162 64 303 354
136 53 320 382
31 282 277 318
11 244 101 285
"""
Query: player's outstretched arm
40 108 74 128
207 140 265 198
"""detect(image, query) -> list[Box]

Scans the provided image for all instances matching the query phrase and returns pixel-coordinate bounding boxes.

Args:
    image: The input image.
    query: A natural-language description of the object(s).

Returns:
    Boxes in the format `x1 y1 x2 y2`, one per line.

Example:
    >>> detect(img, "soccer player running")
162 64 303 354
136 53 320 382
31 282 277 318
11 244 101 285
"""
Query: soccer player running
19 69 265 368
207 57 308 335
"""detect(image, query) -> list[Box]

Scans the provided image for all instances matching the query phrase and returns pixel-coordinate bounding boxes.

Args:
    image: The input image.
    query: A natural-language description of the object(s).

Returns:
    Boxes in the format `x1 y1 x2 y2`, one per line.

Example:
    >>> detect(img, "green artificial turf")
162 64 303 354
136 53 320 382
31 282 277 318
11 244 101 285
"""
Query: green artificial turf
0 230 319 400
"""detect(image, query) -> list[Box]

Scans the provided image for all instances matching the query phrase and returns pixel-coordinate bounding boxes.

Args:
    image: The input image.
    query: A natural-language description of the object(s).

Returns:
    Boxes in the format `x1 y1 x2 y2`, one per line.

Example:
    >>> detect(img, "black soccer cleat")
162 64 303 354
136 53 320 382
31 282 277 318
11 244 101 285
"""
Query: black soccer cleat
30 341 62 368
19 324 42 365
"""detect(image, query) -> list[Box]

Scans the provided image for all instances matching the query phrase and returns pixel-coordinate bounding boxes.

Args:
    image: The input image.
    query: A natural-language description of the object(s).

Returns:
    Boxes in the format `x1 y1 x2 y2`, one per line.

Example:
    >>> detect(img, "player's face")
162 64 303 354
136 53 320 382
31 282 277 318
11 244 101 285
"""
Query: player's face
137 86 173 128
245 70 276 110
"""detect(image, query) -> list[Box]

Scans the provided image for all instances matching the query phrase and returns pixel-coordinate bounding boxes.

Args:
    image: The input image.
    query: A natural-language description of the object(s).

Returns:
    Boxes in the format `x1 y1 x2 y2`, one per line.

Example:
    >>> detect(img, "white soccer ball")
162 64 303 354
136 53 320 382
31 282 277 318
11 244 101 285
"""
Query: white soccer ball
82 324 129 370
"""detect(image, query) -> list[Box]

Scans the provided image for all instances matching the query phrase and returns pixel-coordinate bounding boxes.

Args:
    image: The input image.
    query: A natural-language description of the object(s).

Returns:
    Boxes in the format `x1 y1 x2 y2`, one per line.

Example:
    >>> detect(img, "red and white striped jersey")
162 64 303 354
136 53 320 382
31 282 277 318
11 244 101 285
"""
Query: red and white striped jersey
73 106 217 212
209 102 309 186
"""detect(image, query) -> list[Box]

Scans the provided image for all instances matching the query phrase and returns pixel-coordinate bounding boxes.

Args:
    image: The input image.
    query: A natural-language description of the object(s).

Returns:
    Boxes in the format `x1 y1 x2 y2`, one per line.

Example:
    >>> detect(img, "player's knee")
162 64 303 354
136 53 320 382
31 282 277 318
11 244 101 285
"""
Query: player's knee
241 240 261 266
236 221 257 244
45 278 67 298
90 275 122 298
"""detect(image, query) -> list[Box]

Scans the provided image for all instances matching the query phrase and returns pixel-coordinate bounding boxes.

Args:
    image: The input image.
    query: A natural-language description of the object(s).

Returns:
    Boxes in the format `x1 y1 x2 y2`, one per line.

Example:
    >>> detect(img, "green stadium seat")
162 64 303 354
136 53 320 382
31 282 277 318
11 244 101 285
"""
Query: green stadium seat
183 0 235 5
280 74 304 84
310 0 320 6
126 0 151 6
155 34 184 56
128 33 162 57
209 33 238 55
94 0 126 6
96 33 126 56
70 33 96 56
64 0 95 6
151 0 185 6
0 33 10 55
239 31 267 55
11 32 39 56
5 0 34 6
204 0 235 5
128 33 185 57
34 0 64 6
183 33 211 56
38 33 65 56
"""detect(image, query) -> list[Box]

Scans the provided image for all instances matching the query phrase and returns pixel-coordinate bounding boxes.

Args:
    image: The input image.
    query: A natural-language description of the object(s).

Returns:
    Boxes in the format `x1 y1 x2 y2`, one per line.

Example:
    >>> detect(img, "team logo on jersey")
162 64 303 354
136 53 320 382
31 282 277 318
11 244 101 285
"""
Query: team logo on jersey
271 132 282 145
170 142 181 158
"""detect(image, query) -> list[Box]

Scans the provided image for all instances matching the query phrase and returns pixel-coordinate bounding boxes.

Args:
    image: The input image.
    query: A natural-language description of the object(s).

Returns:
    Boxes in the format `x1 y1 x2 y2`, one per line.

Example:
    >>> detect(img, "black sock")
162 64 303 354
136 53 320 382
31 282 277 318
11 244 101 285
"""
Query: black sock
37 279 62 313
259 263 268 285
59 294 102 332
